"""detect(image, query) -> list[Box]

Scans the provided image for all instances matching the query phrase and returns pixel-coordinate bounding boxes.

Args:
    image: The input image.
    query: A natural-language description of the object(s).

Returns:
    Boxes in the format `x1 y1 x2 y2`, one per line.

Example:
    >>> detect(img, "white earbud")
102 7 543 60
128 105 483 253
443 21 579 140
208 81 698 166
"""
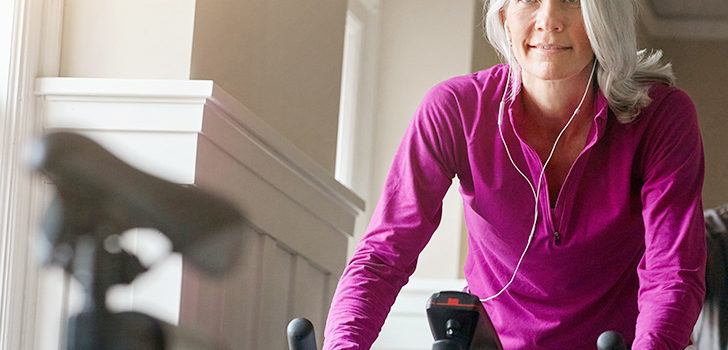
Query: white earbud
504 20 511 44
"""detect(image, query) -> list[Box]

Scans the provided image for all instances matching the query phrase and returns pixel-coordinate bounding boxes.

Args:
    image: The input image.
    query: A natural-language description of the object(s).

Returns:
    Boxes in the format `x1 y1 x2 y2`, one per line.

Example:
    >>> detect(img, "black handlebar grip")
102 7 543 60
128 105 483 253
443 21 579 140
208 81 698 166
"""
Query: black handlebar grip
597 331 627 350
432 339 463 350
287 318 317 350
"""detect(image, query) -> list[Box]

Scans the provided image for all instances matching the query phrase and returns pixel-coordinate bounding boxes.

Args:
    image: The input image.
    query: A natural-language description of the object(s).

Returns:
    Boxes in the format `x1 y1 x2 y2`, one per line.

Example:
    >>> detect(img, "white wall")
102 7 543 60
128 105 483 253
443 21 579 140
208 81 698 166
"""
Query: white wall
367 2 506 347
60 0 195 79
464 0 502 275
365 0 476 280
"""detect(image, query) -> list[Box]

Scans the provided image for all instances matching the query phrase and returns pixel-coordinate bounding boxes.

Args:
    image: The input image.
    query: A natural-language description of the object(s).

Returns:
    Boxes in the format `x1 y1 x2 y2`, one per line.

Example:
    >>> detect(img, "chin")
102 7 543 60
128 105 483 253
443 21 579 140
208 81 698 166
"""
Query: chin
525 69 574 82
523 62 588 82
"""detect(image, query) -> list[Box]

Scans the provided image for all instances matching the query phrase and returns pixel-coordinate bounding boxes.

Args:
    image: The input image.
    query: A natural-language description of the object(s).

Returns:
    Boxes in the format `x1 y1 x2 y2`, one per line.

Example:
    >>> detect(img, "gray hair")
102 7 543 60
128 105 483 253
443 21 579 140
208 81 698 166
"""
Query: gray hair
483 0 675 123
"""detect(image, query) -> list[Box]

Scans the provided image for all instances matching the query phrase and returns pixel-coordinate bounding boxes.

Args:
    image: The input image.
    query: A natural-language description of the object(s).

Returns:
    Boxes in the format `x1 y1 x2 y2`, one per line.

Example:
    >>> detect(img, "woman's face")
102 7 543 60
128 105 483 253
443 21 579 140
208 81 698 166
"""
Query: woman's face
502 0 594 82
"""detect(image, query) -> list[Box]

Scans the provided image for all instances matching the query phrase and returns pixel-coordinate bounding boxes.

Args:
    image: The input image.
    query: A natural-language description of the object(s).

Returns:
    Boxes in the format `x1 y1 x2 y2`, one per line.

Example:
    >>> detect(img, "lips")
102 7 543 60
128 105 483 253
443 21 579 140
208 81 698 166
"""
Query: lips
529 44 571 51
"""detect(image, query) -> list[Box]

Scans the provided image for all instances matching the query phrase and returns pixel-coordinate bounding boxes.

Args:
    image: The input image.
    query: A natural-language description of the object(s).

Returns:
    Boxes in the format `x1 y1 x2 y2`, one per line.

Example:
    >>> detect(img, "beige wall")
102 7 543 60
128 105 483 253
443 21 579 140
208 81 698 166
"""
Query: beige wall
471 0 501 72
60 0 346 174
644 37 728 208
460 0 501 278
189 1 347 174
368 0 476 279
60 0 195 79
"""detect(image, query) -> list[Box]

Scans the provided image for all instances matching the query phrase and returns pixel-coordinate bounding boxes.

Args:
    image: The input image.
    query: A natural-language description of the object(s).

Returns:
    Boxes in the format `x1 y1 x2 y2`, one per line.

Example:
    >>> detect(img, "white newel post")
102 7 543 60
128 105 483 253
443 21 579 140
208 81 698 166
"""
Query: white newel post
0 0 61 349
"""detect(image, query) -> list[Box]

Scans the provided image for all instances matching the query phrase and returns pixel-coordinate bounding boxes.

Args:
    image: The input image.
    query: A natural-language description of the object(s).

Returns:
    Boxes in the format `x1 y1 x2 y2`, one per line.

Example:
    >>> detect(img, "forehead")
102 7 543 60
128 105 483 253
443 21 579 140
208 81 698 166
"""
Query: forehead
502 0 583 9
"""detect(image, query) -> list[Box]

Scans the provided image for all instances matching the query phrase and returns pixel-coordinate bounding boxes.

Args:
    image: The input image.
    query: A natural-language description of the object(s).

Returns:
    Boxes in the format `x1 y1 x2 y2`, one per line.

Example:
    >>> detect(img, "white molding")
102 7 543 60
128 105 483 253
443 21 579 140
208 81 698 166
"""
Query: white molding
336 10 363 189
641 3 728 40
351 0 380 202
342 0 382 257
206 83 365 217
34 78 364 218
38 0 63 76
355 0 379 14
0 0 56 348
36 78 210 184
200 89 361 271
36 77 214 99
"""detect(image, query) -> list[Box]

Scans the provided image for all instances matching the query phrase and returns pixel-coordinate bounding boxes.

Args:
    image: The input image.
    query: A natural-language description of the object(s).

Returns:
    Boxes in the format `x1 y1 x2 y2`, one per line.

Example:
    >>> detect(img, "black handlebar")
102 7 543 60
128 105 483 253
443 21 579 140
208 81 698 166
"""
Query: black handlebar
285 295 629 350
597 331 628 350
287 318 317 350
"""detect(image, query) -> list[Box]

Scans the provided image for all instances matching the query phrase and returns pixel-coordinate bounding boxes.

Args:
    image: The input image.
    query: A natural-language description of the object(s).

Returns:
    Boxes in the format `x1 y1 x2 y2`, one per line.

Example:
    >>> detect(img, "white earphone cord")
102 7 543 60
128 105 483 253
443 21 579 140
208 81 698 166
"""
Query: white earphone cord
482 60 597 302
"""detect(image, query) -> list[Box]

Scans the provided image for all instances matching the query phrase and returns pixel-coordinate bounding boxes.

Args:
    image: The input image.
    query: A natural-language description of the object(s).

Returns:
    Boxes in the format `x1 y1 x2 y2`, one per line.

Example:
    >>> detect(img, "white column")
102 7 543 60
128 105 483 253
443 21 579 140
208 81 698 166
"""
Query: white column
0 0 57 348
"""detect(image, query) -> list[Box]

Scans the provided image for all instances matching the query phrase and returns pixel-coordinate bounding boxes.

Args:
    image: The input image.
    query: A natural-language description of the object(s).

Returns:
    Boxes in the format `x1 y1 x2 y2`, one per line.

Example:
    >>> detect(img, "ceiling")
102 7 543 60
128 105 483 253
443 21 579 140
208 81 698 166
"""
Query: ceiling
642 0 728 40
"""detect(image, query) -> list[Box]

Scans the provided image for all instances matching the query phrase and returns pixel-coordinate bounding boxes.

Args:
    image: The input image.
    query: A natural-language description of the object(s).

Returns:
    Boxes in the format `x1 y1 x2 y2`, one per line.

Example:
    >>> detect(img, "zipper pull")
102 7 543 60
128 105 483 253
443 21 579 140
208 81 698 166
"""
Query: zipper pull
553 231 561 246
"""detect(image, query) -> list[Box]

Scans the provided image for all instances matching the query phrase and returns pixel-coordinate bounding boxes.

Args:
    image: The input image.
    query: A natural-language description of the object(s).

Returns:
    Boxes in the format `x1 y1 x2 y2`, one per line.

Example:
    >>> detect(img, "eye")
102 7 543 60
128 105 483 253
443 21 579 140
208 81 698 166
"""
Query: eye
563 0 580 7
517 0 537 4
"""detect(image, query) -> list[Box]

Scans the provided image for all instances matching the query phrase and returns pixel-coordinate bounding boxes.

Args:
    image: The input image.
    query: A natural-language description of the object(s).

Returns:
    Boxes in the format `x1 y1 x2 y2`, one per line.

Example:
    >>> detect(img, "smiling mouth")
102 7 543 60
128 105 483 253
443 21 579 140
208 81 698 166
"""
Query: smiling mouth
529 44 571 51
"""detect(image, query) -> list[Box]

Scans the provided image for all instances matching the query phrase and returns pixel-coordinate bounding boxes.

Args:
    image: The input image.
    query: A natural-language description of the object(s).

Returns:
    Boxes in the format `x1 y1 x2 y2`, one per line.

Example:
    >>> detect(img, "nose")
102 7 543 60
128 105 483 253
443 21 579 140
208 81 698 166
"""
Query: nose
534 1 565 32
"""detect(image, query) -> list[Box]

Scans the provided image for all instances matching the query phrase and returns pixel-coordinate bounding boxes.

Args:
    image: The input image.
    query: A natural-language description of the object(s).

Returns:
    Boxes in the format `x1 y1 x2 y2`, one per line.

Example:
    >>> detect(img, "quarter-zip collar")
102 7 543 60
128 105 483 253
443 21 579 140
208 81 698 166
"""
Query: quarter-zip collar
501 81 611 246
505 83 610 144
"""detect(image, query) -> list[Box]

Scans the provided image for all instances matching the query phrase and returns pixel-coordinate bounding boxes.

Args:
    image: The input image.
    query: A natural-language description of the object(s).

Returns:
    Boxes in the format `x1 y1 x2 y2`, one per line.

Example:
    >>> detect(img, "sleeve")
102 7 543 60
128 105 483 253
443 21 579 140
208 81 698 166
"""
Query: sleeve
633 90 707 350
322 85 464 350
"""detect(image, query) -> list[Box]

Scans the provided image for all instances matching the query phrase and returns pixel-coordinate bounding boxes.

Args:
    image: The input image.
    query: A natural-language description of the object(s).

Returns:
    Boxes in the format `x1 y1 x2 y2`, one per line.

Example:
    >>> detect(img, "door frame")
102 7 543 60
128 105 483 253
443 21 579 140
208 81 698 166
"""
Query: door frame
0 0 62 348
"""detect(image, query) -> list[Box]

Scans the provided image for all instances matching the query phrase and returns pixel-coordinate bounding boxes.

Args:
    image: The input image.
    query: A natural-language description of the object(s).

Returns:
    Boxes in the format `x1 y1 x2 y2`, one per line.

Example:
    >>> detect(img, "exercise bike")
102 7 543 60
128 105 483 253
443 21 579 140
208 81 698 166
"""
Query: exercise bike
288 290 627 350
30 132 249 349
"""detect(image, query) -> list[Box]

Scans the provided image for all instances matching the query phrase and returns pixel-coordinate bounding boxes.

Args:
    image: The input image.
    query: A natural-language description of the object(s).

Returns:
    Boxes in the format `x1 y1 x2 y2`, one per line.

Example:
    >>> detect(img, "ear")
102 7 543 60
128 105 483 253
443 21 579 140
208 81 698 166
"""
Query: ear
501 16 510 43
499 10 509 36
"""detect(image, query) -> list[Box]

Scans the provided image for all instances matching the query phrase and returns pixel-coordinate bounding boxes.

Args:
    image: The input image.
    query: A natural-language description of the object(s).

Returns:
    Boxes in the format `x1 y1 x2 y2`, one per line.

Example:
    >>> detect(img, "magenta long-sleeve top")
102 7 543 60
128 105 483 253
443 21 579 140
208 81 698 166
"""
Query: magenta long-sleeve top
323 65 706 350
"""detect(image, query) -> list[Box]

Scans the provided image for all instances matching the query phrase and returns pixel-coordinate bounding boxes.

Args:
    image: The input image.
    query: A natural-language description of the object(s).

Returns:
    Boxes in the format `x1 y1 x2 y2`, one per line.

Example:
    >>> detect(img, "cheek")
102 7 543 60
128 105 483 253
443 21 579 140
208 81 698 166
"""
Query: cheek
573 23 593 53
503 9 532 42
507 27 530 53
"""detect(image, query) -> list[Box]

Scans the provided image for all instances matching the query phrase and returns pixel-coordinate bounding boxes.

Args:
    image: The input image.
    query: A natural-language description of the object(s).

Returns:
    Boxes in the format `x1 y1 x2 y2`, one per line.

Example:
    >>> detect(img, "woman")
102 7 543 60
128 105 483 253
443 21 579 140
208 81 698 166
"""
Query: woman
324 0 706 349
